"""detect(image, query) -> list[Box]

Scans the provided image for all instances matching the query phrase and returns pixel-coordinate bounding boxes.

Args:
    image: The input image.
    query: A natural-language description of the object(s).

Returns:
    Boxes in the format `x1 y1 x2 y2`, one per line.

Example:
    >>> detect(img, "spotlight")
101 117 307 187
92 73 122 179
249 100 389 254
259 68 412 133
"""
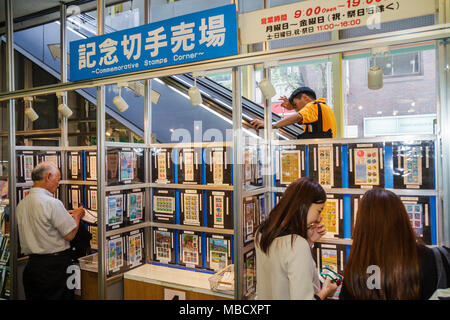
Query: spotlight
188 86 202 106
113 82 129 112
258 79 276 100
258 60 279 100
189 73 203 106
56 92 73 118
368 65 383 90
58 103 73 118
368 47 389 90
24 97 39 122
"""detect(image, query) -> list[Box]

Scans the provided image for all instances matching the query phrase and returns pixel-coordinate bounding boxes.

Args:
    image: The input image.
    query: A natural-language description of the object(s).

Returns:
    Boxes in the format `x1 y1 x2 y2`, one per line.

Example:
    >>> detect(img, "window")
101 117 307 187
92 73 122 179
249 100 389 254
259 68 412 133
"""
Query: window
369 52 422 78
344 45 436 138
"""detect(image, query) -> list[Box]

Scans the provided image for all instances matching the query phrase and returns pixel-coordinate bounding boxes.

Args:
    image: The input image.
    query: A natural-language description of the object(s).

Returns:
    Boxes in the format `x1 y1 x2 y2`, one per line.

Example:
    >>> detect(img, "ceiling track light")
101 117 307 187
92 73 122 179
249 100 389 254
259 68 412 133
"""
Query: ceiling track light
188 72 204 106
258 60 279 100
368 47 389 90
24 96 39 122
56 91 73 118
113 82 129 112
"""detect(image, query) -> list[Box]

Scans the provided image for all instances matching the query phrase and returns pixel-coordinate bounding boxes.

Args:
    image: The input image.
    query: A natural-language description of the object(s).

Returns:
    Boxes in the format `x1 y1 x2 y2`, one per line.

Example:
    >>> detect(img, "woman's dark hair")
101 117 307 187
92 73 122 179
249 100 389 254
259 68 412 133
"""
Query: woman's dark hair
256 177 326 254
344 188 420 300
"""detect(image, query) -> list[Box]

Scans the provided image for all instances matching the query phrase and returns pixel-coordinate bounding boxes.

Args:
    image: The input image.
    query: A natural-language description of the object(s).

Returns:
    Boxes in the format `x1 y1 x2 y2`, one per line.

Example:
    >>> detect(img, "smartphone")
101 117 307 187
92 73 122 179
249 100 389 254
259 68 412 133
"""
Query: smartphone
319 266 343 286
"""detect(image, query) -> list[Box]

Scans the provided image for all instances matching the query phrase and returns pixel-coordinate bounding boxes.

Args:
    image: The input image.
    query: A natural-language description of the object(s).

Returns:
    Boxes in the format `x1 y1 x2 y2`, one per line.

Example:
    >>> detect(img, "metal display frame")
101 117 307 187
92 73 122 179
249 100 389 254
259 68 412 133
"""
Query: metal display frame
1 0 449 300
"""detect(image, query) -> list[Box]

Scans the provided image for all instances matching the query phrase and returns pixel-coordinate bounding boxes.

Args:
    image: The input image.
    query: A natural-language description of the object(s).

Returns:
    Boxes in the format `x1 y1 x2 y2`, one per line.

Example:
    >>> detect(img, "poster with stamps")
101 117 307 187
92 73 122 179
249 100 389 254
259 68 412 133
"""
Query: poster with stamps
206 234 231 272
243 197 257 245
153 189 176 224
127 191 144 223
153 228 175 264
179 231 202 268
35 151 61 171
280 150 300 185
86 151 97 181
313 242 347 276
320 194 344 239
158 153 168 181
180 190 202 226
106 193 124 228
152 148 173 184
68 185 83 210
207 190 233 229
205 146 232 185
107 236 124 276
354 148 379 186
87 186 98 211
16 151 35 183
244 250 256 297
119 151 134 182
177 148 201 185
208 238 228 272
348 143 384 188
275 145 306 187
400 196 432 245
393 141 435 190
67 152 82 180
309 144 342 188
212 150 224 184
127 230 144 268
184 151 195 182
24 155 34 181
323 200 338 236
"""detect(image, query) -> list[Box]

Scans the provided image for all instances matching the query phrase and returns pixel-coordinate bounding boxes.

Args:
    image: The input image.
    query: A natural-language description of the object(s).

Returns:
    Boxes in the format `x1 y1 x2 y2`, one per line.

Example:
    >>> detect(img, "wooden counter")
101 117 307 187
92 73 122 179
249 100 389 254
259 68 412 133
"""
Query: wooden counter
123 264 234 300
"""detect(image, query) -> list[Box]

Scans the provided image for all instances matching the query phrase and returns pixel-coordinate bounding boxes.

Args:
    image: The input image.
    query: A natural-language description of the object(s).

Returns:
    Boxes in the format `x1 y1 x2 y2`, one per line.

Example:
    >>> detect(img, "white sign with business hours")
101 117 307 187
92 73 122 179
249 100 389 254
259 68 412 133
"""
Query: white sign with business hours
239 0 436 45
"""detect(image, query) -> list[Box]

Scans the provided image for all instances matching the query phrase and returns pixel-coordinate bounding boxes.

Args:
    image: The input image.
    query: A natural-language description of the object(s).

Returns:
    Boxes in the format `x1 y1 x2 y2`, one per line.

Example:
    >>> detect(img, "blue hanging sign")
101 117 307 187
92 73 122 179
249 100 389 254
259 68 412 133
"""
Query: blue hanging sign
69 4 238 82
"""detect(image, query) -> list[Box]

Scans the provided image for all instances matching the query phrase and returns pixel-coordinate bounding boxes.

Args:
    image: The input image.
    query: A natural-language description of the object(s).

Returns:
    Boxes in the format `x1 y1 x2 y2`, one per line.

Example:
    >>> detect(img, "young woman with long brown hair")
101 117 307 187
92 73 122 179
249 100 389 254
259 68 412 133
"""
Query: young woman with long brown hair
255 177 338 300
340 188 450 300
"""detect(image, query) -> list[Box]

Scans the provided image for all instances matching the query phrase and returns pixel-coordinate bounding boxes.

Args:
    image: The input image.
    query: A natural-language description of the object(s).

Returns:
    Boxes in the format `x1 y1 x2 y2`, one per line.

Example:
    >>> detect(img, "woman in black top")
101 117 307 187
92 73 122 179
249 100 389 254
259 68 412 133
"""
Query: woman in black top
339 188 450 300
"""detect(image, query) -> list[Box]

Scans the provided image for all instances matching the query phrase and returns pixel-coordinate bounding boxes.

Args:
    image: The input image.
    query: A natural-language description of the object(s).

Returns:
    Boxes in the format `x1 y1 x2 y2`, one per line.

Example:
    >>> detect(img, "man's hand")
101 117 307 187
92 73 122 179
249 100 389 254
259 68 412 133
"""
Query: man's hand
250 119 265 130
69 207 85 221
64 207 85 242
279 96 295 110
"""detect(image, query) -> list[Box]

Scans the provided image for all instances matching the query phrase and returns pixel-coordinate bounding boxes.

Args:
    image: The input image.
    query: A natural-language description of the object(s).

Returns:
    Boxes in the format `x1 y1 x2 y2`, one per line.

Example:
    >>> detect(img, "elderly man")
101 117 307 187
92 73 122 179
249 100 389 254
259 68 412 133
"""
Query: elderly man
16 161 85 300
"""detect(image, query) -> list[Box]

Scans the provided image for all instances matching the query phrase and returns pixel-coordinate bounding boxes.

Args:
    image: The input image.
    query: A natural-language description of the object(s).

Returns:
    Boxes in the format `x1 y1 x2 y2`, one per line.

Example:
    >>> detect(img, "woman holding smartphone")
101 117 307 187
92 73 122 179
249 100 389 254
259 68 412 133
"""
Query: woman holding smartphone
255 177 338 300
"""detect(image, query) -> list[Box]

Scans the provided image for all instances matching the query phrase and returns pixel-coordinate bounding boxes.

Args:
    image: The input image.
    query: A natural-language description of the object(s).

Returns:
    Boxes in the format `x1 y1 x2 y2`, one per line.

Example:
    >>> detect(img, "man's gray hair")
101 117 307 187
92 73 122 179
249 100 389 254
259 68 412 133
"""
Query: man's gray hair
31 161 59 181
